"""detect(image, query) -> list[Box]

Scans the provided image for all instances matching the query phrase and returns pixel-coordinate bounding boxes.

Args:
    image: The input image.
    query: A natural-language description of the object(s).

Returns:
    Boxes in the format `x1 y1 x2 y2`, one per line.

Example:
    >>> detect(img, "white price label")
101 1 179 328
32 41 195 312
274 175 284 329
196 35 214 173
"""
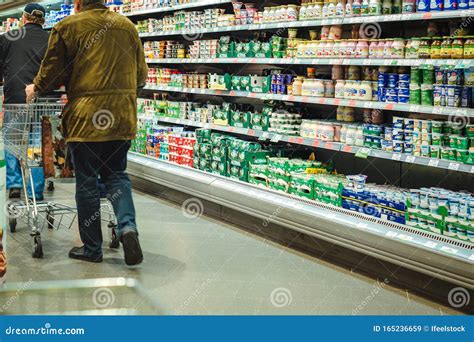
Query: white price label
364 101 373 108
385 231 398 238
397 234 414 242
271 134 282 142
203 123 210 129
392 153 402 161
471 166 474 174
469 254 474 261
432 107 443 114
405 155 416 163
440 246 458 255
448 162 460 171
428 159 439 167
409 105 420 112
261 132 270 139
424 241 438 249
200 89 206 94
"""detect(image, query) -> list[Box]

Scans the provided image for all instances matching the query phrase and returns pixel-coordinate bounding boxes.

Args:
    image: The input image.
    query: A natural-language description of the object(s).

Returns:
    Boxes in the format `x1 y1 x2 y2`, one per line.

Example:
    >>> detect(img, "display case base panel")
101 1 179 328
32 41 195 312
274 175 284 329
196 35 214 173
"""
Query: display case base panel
128 153 474 312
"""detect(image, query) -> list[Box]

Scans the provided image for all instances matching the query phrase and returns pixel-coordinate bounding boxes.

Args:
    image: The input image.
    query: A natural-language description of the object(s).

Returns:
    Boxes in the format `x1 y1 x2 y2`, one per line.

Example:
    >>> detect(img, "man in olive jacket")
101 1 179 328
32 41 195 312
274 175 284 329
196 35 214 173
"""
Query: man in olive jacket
26 0 148 265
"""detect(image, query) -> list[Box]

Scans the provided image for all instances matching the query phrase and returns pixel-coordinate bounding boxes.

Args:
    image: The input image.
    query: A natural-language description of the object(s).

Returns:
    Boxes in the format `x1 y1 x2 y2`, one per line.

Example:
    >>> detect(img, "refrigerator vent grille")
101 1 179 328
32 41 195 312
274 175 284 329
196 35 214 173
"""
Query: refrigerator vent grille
285 193 473 251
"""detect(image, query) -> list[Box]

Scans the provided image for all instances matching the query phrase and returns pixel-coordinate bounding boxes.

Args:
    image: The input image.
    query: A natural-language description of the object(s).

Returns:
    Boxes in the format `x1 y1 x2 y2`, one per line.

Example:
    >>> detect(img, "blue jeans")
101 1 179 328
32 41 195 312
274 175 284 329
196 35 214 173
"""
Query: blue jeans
69 141 137 257
6 151 45 199
3 109 45 199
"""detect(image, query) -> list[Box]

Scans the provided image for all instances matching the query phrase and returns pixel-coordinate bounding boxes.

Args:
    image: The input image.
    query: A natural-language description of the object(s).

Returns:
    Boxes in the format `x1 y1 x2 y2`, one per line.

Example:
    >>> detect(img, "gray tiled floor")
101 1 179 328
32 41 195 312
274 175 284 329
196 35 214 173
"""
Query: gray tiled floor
2 183 460 315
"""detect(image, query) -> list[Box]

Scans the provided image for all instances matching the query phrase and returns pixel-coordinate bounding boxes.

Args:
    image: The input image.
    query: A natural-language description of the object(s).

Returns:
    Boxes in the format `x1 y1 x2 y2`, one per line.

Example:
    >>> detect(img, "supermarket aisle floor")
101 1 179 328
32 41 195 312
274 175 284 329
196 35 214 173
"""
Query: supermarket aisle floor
4 183 459 315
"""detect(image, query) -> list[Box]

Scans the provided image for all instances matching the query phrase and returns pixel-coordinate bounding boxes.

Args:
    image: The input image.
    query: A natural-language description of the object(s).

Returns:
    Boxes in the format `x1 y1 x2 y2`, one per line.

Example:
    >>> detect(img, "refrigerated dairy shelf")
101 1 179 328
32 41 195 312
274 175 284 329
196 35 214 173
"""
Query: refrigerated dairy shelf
146 58 473 68
143 85 474 117
127 152 474 288
151 116 474 173
124 0 233 17
138 9 473 38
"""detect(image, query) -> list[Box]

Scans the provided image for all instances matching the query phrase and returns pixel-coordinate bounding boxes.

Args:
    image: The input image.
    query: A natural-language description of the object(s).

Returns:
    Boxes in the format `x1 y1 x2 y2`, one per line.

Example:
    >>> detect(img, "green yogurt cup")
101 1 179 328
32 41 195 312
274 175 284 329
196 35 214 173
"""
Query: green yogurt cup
457 149 468 163
430 145 440 158
431 120 444 133
450 135 459 148
449 148 457 161
467 125 474 138
440 147 450 160
443 124 452 135
432 133 443 146
457 136 469 150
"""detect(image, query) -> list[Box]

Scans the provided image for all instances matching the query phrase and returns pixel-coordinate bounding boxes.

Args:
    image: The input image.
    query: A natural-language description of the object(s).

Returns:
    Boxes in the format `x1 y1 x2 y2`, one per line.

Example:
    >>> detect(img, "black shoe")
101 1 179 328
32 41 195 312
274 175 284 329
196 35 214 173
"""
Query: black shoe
9 188 21 199
69 246 103 263
122 230 143 266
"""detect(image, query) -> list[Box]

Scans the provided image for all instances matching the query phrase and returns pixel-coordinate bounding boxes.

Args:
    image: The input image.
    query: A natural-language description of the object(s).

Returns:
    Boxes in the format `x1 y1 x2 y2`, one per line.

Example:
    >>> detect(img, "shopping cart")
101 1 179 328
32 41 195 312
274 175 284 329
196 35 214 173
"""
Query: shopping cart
0 277 164 315
2 100 119 258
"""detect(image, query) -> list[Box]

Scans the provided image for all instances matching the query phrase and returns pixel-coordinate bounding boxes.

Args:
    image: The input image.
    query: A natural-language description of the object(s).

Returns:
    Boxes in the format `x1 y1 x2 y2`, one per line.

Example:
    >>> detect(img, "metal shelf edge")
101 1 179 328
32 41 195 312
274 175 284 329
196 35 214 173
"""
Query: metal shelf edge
138 9 473 37
142 85 474 117
145 58 472 68
124 0 232 17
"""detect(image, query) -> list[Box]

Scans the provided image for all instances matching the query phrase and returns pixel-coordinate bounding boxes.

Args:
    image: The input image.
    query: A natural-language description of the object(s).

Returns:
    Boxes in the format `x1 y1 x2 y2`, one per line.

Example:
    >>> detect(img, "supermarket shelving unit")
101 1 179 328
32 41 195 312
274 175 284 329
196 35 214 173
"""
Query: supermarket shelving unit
127 1 474 295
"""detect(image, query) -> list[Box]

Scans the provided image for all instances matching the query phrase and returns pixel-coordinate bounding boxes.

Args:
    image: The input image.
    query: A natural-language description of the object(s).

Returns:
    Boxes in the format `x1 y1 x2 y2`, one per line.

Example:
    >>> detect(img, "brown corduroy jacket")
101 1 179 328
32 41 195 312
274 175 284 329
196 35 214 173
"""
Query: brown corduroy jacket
33 3 148 143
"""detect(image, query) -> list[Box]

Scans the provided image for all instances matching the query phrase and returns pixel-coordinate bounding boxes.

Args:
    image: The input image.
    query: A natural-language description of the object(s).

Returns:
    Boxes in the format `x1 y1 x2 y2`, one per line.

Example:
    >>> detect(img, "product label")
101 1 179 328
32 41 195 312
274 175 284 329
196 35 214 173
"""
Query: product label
418 0 429 9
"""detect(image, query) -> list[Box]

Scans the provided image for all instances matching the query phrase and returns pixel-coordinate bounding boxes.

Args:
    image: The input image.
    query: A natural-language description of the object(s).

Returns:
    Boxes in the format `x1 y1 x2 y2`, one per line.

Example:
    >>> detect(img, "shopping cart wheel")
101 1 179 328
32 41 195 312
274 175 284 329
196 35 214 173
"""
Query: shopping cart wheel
47 181 54 192
9 218 17 233
109 224 120 249
32 236 43 259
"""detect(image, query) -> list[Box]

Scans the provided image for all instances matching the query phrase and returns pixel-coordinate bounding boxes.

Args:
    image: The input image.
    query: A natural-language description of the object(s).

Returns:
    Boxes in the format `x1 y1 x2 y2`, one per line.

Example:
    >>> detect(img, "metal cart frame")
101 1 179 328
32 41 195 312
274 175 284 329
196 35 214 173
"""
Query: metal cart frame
2 101 120 258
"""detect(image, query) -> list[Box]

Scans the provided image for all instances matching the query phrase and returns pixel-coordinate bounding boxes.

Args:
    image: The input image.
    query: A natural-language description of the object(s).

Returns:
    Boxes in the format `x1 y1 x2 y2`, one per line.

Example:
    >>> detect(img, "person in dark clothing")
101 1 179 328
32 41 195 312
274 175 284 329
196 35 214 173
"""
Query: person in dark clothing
0 3 49 200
